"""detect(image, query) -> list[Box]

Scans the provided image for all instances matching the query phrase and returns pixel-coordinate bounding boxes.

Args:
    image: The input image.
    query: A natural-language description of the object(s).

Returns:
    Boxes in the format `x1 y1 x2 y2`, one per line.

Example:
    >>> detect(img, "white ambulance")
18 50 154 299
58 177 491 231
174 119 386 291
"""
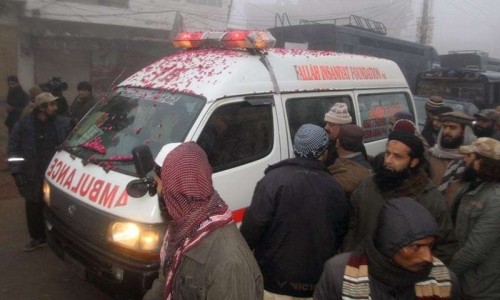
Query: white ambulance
43 30 416 298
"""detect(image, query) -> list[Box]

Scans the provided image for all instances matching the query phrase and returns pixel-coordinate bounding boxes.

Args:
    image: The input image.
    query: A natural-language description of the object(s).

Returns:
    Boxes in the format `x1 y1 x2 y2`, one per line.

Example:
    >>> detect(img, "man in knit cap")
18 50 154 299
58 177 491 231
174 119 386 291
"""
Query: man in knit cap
343 130 457 265
143 142 263 300
241 124 350 299
323 102 353 166
473 108 499 139
328 124 371 198
315 197 459 299
428 111 477 207
449 137 500 299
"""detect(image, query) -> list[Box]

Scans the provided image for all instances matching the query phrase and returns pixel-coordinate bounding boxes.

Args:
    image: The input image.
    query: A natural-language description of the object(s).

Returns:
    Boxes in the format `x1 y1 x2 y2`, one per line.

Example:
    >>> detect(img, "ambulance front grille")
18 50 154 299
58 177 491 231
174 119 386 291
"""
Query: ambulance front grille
50 187 114 245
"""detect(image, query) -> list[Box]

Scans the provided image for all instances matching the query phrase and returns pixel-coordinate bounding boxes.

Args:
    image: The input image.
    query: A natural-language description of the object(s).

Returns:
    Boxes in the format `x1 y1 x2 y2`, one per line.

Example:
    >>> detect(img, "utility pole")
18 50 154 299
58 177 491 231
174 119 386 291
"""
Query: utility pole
417 0 433 45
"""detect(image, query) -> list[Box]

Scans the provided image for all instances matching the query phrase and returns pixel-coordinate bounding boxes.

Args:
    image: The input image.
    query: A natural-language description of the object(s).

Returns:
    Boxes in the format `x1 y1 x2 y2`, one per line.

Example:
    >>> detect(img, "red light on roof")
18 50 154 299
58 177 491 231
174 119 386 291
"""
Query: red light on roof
171 30 276 50
173 31 205 49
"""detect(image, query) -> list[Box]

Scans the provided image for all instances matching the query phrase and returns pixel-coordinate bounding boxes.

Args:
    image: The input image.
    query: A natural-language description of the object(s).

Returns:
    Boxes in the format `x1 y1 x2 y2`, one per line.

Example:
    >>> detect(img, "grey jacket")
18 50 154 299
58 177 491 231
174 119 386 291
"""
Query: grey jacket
450 181 500 299
143 223 263 300
343 176 458 265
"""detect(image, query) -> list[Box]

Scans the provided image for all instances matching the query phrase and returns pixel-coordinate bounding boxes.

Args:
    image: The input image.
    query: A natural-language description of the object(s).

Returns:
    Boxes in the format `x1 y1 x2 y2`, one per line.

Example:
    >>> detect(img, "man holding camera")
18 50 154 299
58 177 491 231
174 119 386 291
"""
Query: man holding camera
8 92 74 251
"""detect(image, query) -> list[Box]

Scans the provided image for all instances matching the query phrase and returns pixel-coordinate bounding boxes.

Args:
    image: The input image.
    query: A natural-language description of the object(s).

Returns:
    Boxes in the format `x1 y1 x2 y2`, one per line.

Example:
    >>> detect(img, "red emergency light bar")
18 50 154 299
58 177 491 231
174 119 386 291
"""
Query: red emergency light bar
172 30 276 50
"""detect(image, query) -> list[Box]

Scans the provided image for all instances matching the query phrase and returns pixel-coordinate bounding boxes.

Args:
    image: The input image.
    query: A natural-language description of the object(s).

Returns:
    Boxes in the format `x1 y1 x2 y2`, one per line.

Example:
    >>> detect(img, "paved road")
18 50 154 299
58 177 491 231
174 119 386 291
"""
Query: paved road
0 173 113 300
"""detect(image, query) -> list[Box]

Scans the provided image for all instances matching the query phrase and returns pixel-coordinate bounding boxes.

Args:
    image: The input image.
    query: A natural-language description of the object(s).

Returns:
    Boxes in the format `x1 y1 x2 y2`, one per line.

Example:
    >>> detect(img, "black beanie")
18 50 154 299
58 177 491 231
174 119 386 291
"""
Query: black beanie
374 197 438 258
387 131 424 158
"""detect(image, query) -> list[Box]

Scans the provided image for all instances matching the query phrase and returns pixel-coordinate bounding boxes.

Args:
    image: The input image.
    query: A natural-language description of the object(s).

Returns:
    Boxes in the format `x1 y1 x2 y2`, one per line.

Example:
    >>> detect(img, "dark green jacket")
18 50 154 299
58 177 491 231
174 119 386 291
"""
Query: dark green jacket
343 176 458 265
450 181 500 299
143 223 263 300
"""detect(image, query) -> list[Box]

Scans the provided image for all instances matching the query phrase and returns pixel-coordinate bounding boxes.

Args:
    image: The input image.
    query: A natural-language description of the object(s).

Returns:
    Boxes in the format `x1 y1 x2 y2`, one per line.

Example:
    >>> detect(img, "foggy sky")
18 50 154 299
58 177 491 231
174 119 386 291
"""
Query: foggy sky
432 0 500 58
228 0 500 58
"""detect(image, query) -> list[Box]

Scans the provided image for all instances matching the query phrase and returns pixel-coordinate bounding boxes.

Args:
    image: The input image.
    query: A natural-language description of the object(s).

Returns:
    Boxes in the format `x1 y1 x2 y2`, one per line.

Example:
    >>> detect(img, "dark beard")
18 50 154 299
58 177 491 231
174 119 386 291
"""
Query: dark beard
473 126 494 138
157 194 173 221
440 135 463 149
462 165 478 182
373 165 413 193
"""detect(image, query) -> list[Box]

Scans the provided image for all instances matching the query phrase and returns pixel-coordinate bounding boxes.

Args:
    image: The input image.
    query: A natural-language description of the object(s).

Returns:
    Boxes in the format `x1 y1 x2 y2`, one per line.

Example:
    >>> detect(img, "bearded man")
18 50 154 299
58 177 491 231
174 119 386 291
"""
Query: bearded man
428 112 477 207
342 131 458 265
473 109 499 139
449 137 500 299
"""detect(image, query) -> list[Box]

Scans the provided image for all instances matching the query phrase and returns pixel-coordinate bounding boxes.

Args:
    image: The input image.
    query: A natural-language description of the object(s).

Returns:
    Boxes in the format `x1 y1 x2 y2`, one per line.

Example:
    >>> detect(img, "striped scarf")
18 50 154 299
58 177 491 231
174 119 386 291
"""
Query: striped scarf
438 159 465 193
342 254 452 300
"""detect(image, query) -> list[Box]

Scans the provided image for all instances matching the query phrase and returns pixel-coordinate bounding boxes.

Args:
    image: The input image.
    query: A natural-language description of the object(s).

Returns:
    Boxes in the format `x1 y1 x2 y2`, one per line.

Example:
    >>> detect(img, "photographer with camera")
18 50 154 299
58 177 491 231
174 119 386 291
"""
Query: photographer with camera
8 92 74 251
40 77 69 116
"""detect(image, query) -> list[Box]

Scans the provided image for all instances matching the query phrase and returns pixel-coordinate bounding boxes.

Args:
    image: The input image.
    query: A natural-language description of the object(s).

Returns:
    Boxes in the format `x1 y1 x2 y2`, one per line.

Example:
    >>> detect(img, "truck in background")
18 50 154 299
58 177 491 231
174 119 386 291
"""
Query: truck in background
268 15 439 91
416 50 500 109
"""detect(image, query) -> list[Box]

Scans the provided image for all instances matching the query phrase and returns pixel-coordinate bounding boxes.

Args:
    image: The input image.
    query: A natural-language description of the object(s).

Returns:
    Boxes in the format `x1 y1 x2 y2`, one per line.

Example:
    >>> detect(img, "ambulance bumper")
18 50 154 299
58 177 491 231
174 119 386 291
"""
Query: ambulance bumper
44 207 159 299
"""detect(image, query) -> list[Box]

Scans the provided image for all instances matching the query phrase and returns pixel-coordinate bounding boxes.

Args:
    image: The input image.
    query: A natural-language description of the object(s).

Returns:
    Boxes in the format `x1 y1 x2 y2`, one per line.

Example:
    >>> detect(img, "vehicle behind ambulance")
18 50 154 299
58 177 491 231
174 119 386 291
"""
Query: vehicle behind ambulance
43 30 416 298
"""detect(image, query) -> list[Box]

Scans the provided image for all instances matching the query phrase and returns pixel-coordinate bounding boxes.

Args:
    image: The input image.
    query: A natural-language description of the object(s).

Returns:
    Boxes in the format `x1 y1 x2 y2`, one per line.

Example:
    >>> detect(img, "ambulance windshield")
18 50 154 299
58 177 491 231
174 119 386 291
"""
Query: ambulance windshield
63 87 205 174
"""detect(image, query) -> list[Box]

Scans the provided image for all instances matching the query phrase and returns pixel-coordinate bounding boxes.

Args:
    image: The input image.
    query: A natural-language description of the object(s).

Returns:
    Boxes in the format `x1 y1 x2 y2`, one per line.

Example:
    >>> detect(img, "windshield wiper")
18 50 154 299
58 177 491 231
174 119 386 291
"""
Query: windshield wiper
82 155 134 173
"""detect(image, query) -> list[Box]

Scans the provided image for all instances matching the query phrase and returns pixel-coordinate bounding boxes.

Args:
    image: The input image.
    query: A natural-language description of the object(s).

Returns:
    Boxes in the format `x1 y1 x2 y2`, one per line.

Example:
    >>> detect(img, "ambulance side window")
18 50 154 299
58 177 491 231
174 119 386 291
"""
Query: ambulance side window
197 101 273 172
285 96 354 139
358 92 413 142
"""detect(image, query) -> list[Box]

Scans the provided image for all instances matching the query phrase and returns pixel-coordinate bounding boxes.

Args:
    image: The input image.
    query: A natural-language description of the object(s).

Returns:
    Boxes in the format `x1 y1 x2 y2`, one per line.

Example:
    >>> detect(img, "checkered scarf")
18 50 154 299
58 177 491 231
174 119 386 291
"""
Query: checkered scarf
159 142 233 300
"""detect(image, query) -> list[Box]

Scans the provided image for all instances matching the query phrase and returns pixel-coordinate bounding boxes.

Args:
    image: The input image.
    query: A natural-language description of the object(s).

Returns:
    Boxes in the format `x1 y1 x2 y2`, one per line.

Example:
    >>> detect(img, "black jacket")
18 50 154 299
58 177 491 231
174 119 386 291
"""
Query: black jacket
240 158 350 297
7 113 74 180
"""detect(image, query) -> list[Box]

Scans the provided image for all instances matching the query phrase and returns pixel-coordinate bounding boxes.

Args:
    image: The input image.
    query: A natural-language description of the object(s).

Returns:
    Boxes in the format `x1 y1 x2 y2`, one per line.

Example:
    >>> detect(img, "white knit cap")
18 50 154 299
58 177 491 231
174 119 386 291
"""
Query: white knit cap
154 143 182 166
324 102 352 124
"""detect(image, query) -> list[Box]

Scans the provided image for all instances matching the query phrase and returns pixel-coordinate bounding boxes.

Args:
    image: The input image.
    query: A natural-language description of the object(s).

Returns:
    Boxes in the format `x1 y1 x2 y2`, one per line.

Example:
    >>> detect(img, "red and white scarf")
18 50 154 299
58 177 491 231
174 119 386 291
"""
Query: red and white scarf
159 142 233 300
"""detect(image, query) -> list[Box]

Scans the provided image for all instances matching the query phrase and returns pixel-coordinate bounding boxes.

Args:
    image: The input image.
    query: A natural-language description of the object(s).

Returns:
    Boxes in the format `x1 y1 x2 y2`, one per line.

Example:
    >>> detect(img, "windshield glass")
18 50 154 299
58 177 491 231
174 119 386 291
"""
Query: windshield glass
416 79 485 103
64 87 205 174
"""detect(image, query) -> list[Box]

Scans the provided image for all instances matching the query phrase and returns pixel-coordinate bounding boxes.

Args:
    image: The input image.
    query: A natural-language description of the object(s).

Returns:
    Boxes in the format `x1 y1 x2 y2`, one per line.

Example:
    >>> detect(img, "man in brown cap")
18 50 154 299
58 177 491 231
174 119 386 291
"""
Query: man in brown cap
473 109 499 140
328 124 371 198
8 92 74 251
421 103 454 147
428 111 477 207
450 137 500 299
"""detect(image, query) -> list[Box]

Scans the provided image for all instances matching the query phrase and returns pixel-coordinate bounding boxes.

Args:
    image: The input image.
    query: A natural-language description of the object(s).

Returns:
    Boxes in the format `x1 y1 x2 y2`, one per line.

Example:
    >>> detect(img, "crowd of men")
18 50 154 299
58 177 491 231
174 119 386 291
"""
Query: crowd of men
144 97 499 300
4 73 500 299
4 75 96 251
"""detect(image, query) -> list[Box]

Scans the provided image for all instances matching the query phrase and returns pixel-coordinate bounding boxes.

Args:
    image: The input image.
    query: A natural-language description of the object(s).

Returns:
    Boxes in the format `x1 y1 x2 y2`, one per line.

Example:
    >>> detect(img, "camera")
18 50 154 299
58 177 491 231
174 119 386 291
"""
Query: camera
40 77 68 97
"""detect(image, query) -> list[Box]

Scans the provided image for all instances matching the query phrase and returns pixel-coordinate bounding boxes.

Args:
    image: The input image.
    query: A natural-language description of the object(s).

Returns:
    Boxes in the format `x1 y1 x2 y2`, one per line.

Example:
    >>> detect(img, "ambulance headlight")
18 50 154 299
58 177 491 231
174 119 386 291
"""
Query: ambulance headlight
43 180 51 206
108 222 162 252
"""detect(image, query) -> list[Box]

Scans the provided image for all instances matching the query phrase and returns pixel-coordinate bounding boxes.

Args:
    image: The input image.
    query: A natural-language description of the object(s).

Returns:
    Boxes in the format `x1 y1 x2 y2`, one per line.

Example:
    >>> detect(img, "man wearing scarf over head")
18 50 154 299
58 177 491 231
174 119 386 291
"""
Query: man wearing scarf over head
428 112 477 208
143 142 263 300
314 197 459 299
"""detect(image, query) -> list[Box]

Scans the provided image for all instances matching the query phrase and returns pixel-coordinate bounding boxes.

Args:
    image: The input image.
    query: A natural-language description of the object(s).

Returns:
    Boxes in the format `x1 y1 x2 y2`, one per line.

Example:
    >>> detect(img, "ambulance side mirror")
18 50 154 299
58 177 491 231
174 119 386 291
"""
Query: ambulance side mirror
132 145 155 178
126 145 156 198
